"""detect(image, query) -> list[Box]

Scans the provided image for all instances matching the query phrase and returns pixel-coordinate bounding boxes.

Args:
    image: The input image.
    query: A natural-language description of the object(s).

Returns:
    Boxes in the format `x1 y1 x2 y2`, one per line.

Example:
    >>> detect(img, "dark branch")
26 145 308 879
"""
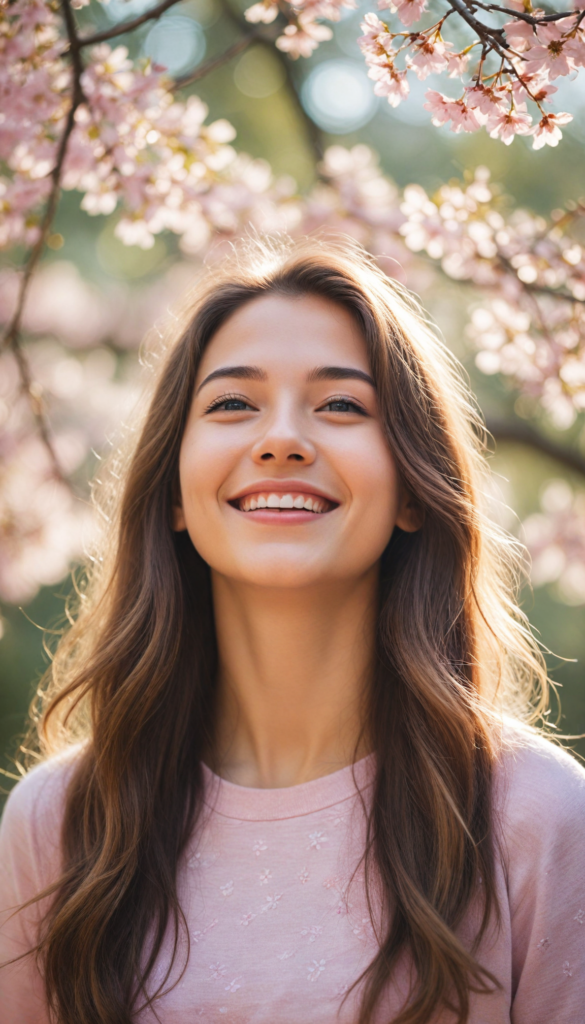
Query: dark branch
482 4 583 26
215 0 325 163
173 31 260 90
78 0 184 47
486 418 585 479
0 0 87 485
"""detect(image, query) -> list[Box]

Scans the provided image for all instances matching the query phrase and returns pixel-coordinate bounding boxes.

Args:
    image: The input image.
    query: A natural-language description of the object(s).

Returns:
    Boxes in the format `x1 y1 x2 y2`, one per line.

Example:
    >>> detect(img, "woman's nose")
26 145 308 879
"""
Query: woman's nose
250 405 316 465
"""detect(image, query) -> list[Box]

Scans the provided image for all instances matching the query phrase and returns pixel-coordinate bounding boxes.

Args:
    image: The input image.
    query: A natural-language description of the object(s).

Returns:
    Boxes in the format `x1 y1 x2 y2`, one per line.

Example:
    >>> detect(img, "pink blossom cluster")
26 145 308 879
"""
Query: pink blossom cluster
522 480 585 604
0 337 139 603
245 0 356 59
358 1 584 146
0 1 297 254
396 170 585 426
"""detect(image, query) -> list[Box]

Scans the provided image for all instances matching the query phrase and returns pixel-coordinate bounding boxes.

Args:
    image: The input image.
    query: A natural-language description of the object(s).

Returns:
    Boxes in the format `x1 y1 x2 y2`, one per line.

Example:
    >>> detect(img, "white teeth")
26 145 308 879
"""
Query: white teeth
237 492 332 513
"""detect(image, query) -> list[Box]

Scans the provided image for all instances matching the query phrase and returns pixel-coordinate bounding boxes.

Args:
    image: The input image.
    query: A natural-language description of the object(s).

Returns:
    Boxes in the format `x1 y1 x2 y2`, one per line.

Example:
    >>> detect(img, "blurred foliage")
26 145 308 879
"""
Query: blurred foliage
1 0 584 798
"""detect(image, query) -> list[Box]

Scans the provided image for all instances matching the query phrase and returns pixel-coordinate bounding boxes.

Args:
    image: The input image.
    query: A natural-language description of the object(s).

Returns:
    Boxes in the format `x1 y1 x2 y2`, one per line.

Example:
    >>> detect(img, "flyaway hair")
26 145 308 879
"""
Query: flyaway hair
16 235 548 1024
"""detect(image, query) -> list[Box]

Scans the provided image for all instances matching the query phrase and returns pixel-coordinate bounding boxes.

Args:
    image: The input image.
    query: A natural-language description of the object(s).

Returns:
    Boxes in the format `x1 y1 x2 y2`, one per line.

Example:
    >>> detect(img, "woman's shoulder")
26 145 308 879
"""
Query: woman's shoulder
1 746 82 853
493 717 585 862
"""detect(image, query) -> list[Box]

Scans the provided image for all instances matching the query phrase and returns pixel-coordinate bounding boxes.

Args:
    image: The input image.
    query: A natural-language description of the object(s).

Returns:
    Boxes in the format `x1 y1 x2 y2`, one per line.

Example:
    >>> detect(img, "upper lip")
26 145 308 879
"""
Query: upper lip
227 480 340 505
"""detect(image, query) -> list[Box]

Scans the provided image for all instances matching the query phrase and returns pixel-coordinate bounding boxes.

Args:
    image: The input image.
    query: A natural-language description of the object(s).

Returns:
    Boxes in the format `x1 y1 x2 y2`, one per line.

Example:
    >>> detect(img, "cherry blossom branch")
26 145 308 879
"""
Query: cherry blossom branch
217 0 325 160
0 0 86 485
444 0 510 60
78 0 184 48
480 4 582 26
173 30 261 89
486 419 585 478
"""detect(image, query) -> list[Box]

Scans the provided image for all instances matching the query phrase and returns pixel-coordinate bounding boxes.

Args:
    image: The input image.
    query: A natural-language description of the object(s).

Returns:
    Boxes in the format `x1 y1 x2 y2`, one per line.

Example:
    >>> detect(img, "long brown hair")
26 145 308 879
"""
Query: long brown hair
21 236 548 1023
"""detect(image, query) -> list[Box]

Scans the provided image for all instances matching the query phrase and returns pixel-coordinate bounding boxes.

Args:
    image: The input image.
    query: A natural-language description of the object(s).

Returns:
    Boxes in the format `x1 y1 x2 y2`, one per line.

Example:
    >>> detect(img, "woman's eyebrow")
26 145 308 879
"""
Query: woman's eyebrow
196 365 267 395
308 366 376 388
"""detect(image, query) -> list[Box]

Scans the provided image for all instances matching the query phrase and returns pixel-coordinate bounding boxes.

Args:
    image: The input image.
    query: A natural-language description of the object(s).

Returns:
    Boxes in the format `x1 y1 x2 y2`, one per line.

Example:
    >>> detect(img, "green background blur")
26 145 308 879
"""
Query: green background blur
2 0 584 797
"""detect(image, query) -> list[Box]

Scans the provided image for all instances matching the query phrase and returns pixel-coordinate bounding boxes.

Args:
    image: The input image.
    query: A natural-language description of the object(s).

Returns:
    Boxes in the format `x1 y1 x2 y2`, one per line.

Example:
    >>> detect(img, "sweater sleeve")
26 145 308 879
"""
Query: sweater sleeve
498 729 585 1024
0 757 73 1024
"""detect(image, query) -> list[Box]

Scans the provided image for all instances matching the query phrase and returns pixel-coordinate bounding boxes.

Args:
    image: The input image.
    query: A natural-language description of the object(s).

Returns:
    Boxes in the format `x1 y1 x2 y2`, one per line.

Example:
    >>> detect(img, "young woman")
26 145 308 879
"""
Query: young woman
1 237 584 1024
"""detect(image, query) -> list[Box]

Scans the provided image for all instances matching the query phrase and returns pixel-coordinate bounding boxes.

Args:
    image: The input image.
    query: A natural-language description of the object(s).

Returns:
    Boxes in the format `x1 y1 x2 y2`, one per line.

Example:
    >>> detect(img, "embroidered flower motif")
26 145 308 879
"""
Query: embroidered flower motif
335 982 350 997
298 868 310 884
563 960 573 978
253 839 268 856
574 909 585 925
240 913 256 926
307 958 327 981
225 977 242 992
258 868 272 885
323 876 340 890
537 937 551 951
301 925 323 943
352 917 373 939
277 950 295 960
209 963 227 979
308 831 328 850
260 893 283 912
326 811 347 827
220 881 234 897
187 852 201 868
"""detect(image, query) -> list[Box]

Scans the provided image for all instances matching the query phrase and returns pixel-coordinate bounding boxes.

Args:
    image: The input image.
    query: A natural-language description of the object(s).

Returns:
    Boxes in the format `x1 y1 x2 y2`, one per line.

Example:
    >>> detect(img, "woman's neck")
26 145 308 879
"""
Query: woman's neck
208 568 378 789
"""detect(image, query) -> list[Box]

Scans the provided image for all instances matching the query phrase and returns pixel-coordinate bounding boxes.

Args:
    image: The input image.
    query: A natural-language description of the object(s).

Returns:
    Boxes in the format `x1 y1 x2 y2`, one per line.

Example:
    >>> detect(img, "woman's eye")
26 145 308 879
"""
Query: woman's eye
320 399 366 415
205 396 255 413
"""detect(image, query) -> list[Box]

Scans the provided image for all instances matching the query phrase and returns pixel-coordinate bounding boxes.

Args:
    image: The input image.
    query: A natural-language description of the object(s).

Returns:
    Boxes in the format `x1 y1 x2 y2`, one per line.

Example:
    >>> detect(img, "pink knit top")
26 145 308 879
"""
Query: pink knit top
1 725 585 1023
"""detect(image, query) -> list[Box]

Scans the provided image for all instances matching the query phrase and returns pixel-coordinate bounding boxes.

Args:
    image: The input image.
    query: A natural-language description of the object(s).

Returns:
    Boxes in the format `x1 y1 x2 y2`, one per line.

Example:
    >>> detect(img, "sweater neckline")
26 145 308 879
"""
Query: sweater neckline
201 753 376 821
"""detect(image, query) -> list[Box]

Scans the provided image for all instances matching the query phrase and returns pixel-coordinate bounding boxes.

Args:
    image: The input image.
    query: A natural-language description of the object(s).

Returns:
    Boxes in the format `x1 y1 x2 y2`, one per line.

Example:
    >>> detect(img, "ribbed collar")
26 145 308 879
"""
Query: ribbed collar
201 754 375 821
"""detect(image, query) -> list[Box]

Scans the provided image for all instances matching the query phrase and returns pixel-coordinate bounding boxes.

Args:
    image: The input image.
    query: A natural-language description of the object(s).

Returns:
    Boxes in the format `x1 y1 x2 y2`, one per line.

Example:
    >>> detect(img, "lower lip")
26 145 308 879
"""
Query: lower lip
230 507 333 525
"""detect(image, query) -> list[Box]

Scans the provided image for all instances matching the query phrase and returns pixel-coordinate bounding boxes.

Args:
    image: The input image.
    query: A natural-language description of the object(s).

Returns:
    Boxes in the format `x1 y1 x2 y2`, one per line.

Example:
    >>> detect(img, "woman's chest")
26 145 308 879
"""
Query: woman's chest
142 807 381 1022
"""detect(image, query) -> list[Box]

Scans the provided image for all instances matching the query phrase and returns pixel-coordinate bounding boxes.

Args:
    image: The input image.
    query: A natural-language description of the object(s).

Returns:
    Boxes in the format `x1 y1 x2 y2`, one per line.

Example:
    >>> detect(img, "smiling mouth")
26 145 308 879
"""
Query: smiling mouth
229 492 337 514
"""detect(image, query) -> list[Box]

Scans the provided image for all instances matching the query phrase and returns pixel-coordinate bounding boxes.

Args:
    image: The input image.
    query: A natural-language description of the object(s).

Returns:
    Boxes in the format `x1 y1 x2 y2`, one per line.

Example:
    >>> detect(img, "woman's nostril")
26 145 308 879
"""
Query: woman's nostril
288 453 304 461
260 452 274 460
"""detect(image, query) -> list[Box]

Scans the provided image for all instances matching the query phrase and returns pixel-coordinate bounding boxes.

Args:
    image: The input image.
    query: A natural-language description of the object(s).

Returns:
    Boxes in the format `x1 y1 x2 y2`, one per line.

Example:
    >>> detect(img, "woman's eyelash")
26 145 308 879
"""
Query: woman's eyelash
204 393 256 414
319 396 367 415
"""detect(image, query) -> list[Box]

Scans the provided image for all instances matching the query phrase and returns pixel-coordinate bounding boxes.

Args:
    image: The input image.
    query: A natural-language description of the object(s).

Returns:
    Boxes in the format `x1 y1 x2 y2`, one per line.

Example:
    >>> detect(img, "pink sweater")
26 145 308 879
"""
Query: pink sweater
1 726 585 1023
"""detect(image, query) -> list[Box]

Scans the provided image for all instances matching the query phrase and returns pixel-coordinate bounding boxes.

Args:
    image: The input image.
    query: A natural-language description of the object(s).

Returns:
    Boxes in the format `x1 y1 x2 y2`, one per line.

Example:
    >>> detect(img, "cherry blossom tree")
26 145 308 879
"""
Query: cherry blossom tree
1 0 584 607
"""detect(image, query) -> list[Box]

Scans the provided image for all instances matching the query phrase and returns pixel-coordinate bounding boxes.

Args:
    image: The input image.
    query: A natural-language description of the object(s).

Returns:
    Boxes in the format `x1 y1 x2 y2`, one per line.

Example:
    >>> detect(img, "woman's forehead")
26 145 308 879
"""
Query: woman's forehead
196 292 371 384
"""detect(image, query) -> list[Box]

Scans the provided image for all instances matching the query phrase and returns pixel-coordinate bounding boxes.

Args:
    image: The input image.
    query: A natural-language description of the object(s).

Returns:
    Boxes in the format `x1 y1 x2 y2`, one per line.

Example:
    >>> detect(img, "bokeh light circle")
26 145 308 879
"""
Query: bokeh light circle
301 60 378 134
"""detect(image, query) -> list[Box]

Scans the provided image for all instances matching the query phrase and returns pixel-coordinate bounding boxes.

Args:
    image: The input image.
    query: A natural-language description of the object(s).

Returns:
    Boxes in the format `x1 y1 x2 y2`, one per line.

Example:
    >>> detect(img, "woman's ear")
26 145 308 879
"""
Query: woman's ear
395 488 424 533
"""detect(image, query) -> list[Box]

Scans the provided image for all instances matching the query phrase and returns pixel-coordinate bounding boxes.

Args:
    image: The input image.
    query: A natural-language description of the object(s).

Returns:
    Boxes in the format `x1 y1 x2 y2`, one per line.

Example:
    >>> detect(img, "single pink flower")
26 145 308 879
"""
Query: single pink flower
448 98 481 133
564 30 585 68
369 64 410 106
465 83 509 121
532 111 573 149
407 39 450 80
489 108 533 145
423 89 453 125
446 51 470 78
379 0 427 28
524 23 576 79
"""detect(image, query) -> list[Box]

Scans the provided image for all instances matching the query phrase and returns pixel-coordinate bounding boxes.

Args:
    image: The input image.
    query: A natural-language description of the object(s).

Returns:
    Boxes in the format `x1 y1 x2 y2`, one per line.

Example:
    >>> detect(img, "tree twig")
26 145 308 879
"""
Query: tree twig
1 0 86 485
486 418 585 478
173 31 260 90
215 0 325 163
78 0 184 48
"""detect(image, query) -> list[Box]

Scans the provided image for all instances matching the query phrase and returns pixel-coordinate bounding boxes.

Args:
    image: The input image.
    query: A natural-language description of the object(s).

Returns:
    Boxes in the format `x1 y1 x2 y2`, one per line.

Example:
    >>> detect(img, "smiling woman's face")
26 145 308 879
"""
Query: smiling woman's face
175 292 417 589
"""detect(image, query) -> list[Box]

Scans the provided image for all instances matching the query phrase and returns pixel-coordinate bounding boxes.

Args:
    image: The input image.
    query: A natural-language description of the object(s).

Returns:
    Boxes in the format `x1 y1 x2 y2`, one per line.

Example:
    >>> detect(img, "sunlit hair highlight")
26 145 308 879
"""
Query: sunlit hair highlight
20 234 548 1024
